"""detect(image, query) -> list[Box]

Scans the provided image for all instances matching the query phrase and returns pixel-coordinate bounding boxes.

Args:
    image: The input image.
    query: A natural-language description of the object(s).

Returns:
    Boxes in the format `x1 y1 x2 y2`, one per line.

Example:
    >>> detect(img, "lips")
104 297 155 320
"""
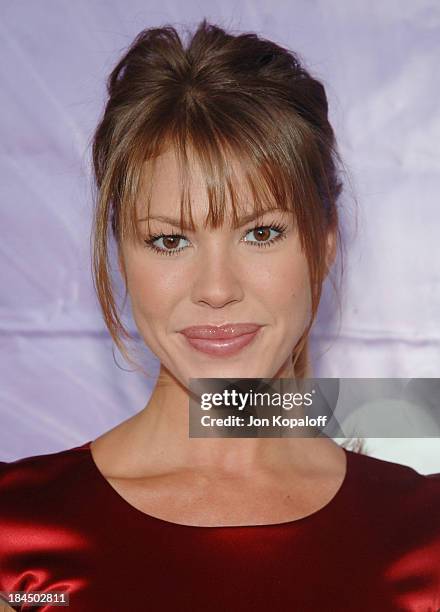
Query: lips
179 323 263 357
180 323 262 339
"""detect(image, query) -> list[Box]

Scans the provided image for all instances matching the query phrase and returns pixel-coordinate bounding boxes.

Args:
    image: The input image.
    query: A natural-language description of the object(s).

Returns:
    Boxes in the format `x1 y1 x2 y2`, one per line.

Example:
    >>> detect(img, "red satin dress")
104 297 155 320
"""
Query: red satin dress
0 440 439 611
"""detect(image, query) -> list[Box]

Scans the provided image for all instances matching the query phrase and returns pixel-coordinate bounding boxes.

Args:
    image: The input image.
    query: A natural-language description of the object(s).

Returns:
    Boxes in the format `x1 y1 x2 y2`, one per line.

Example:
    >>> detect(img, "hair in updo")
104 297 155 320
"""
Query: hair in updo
91 18 345 380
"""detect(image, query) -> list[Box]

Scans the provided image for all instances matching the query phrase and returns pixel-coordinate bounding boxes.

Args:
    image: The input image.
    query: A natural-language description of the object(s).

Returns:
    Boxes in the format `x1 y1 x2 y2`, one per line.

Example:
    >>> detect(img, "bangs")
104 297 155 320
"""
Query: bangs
91 19 343 378
118 103 323 246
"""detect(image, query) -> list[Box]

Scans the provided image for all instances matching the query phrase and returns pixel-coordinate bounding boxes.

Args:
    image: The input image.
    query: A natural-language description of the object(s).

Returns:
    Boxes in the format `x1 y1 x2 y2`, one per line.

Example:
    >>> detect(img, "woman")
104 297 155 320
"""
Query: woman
1 19 439 612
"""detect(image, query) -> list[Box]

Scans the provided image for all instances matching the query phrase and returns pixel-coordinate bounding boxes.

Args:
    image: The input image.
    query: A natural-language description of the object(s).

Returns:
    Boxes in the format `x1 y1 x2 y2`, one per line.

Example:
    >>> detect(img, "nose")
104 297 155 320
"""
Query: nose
190 244 244 309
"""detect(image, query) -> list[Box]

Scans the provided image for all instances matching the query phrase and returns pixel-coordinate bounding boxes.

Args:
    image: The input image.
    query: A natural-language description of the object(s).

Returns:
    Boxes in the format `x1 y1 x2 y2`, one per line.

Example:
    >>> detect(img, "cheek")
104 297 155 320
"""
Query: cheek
252 253 311 315
125 259 182 325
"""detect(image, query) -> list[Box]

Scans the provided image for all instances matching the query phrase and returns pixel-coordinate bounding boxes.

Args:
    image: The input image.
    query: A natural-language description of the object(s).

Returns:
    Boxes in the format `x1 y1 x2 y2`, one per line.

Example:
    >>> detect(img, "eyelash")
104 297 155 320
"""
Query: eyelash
143 221 288 257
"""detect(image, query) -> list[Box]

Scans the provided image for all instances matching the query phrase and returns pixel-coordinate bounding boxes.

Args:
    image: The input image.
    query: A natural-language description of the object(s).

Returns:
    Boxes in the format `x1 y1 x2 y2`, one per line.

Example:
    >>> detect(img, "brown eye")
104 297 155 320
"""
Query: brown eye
162 236 181 249
243 223 288 249
253 227 271 242
144 222 288 257
143 232 190 256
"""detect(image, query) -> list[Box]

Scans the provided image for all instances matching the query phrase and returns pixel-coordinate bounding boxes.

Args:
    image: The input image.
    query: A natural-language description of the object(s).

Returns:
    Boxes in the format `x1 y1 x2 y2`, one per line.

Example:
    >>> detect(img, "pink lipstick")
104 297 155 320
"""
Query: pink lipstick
179 323 262 357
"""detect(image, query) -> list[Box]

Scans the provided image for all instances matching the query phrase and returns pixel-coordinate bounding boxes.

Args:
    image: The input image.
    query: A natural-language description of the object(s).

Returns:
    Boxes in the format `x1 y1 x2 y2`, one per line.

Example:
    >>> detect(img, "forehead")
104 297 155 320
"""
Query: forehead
136 145 278 227
139 147 206 215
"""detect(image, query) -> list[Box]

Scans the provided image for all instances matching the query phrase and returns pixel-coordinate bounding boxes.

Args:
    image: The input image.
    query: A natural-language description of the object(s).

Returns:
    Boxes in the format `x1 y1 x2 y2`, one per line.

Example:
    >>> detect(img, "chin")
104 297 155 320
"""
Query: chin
182 361 275 382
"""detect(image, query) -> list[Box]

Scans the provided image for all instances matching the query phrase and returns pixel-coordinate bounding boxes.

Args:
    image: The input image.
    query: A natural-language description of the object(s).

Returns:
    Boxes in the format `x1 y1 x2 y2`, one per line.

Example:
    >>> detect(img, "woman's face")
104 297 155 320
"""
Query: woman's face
120 147 313 386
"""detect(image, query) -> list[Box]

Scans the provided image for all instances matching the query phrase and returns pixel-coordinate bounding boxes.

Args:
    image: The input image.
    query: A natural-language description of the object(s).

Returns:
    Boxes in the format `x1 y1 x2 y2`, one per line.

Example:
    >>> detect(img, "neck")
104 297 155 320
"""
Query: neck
107 358 338 477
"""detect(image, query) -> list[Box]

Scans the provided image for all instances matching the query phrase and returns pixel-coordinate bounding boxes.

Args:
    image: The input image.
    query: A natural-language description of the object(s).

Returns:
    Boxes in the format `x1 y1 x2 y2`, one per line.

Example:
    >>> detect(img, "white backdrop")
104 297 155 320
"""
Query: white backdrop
1 0 439 472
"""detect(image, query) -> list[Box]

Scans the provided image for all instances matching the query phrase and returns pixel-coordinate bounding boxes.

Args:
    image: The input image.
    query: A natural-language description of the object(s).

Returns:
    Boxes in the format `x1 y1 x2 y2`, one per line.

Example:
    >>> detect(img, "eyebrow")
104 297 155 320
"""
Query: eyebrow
137 207 282 230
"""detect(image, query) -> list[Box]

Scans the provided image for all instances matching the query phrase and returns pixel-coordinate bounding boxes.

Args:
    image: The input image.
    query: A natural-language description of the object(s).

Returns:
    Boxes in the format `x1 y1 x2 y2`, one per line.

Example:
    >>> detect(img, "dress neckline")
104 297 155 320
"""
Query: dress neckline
78 438 352 529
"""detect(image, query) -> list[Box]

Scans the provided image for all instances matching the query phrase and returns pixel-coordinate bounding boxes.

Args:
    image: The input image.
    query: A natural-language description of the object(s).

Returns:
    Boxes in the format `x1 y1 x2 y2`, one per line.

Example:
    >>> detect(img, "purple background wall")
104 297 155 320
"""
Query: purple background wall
1 1 439 472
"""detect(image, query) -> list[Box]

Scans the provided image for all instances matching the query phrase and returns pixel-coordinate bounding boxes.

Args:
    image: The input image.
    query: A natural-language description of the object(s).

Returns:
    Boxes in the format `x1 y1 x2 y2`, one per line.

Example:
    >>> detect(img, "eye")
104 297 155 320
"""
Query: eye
243 223 287 247
142 221 288 256
143 232 190 256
